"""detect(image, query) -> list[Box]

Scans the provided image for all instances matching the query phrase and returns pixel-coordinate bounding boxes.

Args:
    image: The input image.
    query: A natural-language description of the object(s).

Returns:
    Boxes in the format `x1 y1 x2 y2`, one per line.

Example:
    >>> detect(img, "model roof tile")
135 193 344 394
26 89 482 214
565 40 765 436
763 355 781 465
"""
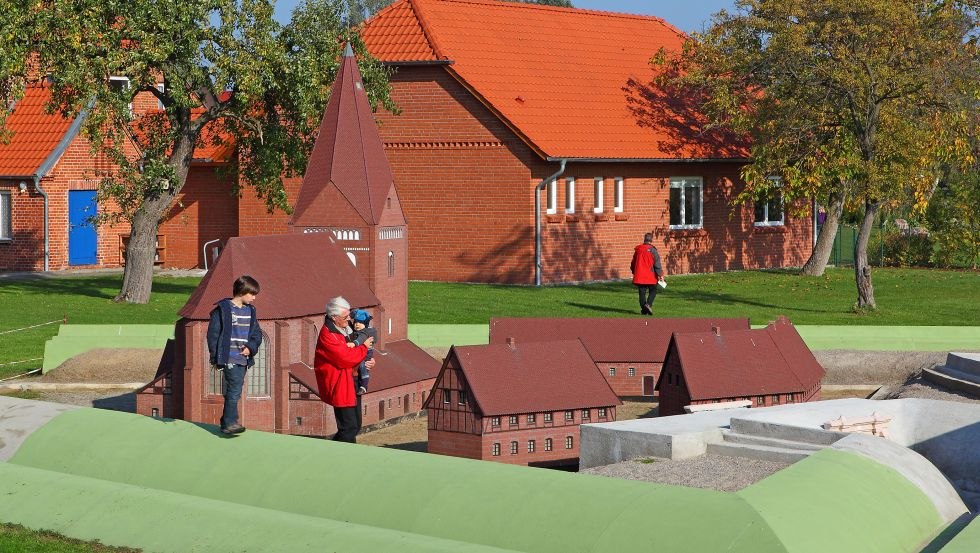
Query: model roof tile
446 339 620 416
671 317 825 401
490 317 751 363
362 0 747 159
371 339 441 390
0 86 76 177
178 233 379 320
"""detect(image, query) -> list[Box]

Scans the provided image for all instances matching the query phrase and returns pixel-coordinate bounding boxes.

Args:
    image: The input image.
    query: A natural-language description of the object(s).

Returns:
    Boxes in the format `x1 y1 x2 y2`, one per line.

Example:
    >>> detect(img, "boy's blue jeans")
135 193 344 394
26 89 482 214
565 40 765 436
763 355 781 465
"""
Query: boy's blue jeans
221 364 247 429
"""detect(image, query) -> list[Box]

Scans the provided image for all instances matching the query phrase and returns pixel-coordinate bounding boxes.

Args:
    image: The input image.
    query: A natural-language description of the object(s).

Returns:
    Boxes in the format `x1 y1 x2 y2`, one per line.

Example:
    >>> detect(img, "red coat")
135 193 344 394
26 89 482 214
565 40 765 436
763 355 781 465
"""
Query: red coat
314 325 369 408
630 243 663 285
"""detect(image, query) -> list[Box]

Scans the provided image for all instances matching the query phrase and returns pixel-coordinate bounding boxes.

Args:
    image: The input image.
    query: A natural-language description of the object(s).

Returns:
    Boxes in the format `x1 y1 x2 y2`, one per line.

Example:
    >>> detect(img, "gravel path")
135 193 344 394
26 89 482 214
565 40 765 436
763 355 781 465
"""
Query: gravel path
581 454 789 492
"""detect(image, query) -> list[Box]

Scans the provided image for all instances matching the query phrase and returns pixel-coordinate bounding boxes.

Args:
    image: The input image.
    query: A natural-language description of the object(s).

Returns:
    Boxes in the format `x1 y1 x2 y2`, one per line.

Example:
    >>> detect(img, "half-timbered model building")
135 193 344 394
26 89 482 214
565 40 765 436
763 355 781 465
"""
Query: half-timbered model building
489 317 750 398
656 317 825 416
136 45 440 436
426 339 620 466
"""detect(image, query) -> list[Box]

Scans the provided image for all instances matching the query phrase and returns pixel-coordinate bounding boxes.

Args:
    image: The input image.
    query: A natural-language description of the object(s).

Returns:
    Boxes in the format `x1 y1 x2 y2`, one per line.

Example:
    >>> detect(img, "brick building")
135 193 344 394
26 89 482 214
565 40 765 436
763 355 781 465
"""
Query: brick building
136 47 440 435
426 339 620 466
0 83 237 272
656 316 825 416
489 317 750 397
355 0 815 284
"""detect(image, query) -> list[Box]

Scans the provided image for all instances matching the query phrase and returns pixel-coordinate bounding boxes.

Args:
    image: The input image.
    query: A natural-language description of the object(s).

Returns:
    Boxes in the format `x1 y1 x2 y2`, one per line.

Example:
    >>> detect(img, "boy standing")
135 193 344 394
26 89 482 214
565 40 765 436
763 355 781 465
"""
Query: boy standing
207 275 262 435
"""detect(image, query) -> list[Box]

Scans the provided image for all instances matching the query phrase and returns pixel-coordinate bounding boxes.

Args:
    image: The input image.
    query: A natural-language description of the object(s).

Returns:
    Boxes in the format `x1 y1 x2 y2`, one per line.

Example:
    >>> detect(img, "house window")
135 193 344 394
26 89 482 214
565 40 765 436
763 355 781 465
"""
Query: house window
754 180 784 226
108 76 132 113
581 409 591 421
565 177 576 214
609 367 616 377
614 177 624 213
527 414 536 424
509 415 518 426
785 394 793 403
565 436 574 449
669 177 703 229
387 251 394 277
443 390 451 404
598 408 607 418
545 438 553 451
527 439 536 453
543 412 552 423
546 178 557 214
156 82 165 110
492 443 500 456
0 191 10 240
628 367 635 377
564 410 574 421
491 416 501 427
593 177 604 213
510 441 519 455
458 390 467 405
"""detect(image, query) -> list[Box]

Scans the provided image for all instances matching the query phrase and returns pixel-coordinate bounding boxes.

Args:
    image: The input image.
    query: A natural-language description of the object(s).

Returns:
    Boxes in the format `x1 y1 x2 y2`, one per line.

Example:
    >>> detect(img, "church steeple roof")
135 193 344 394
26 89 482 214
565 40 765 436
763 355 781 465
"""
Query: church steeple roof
290 44 403 227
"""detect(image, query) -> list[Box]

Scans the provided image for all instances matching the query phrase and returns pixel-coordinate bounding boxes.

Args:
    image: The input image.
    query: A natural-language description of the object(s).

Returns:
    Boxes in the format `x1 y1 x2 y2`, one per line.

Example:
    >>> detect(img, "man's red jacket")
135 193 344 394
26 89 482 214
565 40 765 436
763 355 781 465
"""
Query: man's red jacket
314 325 369 408
630 243 663 285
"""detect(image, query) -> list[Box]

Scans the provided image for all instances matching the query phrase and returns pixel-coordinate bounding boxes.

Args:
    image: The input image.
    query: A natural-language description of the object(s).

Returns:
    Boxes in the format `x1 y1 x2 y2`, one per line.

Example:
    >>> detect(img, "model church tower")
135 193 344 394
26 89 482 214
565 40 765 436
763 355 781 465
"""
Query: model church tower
289 44 408 343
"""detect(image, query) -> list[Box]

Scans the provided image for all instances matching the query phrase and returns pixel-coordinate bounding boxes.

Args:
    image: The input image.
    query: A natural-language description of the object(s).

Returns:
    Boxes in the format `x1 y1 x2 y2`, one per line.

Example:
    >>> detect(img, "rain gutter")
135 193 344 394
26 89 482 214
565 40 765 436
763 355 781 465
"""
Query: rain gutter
534 159 567 286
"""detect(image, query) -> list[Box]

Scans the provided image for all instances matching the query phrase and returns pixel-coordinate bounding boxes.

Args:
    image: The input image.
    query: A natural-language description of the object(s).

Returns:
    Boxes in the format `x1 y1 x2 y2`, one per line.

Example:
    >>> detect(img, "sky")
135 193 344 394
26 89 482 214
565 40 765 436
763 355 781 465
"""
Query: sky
272 1 738 34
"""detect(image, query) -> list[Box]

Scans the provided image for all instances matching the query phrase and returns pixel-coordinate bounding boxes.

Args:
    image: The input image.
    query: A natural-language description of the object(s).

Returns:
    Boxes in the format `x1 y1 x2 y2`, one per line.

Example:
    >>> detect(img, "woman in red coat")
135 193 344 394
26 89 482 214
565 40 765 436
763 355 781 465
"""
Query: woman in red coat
315 296 375 443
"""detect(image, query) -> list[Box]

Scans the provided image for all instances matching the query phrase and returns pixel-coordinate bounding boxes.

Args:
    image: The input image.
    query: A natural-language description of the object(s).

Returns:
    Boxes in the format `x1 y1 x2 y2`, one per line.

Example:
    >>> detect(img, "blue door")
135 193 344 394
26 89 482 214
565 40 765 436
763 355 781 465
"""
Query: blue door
68 190 98 265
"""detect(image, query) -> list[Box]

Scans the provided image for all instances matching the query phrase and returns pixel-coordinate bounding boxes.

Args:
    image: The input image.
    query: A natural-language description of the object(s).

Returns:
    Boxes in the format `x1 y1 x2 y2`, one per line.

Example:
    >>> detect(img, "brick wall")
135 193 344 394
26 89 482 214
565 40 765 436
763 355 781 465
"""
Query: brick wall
597 362 660 397
159 166 239 268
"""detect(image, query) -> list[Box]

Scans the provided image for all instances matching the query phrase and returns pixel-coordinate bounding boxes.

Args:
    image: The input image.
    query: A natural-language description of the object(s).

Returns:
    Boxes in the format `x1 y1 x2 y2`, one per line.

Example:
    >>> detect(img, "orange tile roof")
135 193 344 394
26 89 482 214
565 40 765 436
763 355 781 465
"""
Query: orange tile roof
0 85 77 177
362 0 748 160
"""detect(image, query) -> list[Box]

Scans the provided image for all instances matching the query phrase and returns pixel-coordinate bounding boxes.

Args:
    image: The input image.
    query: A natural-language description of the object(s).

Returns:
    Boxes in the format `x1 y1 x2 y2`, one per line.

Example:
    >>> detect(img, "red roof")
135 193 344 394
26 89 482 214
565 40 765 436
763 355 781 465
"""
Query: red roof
442 339 620 416
362 0 747 160
178 233 380 320
489 317 751 363
669 317 825 401
371 339 441 390
0 85 77 177
290 45 405 228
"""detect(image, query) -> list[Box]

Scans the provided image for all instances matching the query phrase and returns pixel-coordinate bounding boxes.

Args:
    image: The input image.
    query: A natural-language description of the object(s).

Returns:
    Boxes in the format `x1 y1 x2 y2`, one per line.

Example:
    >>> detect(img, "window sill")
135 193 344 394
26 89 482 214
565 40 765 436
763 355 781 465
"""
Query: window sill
614 213 628 221
753 223 787 233
565 214 580 223
0 238 12 243
668 227 706 236
546 214 564 224
593 213 610 222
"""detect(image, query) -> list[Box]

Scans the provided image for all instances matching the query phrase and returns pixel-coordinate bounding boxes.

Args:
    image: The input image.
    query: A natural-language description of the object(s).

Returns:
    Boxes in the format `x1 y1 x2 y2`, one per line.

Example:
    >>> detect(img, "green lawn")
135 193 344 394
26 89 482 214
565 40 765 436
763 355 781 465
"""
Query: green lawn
0 524 139 553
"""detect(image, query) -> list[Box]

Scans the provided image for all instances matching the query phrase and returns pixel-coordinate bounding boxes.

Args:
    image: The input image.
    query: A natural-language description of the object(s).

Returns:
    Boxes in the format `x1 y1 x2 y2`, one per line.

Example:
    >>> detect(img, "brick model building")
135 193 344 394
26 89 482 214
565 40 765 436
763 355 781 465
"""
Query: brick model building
0 83 236 272
136 46 440 435
656 316 825 416
426 339 620 466
489 317 750 397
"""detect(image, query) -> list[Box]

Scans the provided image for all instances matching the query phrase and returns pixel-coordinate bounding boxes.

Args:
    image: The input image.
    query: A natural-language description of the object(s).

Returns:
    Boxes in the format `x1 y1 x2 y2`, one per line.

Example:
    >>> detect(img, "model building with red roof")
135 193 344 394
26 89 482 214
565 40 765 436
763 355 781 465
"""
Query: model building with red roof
656 316 825 416
489 317 750 397
426 338 620 466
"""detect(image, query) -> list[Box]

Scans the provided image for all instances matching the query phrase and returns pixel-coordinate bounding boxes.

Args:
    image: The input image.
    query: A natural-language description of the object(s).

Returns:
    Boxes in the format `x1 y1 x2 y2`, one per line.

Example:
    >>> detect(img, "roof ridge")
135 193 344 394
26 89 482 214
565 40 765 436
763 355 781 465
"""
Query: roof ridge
420 0 681 29
408 0 448 60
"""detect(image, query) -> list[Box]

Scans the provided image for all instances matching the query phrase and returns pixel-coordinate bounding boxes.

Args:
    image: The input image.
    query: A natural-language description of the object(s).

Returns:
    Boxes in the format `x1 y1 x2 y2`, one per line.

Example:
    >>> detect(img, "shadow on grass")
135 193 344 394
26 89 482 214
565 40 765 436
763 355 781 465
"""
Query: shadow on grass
380 441 427 453
667 287 839 314
0 275 198 300
564 301 640 316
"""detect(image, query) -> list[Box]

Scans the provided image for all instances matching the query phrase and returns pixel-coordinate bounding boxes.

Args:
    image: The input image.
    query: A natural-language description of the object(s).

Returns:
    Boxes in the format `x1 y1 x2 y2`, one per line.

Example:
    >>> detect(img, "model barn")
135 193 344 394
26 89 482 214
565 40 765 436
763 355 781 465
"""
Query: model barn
426 339 620 466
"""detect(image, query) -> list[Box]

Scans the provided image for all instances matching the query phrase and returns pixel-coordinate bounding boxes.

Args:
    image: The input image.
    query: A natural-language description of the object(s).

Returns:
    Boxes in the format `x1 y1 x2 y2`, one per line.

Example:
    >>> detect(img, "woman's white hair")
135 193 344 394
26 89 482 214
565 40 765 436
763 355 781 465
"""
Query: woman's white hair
325 296 351 317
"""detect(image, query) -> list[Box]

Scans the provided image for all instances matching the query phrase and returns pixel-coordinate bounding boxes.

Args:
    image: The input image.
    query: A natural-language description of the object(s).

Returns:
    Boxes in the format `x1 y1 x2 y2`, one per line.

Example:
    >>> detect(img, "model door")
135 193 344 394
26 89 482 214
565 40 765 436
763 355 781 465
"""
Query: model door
68 190 98 265
643 375 655 396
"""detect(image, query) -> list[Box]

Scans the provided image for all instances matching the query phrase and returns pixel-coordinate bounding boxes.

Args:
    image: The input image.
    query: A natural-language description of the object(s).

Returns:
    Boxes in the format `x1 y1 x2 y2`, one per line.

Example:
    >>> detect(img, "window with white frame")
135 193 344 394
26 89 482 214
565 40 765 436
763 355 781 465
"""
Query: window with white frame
0 191 11 240
491 416 500 427
543 412 552 423
669 177 703 229
527 413 536 424
156 82 165 110
545 438 553 451
108 76 132 113
509 415 518 426
546 178 557 215
593 177 604 213
564 177 575 214
628 367 636 377
510 441 519 454
754 178 784 226
527 439 536 453
565 436 574 449
564 410 574 421
614 177 624 213
609 367 616 377
581 409 591 421
598 408 607 418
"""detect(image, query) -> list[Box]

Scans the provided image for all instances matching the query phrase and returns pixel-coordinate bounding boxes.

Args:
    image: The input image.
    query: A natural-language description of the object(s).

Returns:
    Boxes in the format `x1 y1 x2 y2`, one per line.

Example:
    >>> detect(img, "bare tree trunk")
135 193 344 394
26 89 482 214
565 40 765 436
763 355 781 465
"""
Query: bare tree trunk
854 199 880 310
113 194 175 304
801 191 845 276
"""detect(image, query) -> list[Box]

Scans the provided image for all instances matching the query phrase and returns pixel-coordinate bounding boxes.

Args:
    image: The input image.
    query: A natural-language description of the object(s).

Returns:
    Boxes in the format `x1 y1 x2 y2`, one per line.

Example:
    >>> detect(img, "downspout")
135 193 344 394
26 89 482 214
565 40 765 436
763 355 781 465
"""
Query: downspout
32 176 49 271
534 159 567 286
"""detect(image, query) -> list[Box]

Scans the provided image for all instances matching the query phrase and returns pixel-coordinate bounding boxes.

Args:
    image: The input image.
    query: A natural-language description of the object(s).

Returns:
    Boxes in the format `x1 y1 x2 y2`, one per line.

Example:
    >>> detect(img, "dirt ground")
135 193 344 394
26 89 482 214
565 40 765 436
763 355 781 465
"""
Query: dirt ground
39 348 161 383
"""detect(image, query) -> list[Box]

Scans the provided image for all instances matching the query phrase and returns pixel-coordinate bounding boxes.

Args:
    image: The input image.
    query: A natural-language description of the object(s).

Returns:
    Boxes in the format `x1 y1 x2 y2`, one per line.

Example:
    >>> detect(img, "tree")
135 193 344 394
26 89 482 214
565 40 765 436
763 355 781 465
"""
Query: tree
2 0 394 303
653 0 978 308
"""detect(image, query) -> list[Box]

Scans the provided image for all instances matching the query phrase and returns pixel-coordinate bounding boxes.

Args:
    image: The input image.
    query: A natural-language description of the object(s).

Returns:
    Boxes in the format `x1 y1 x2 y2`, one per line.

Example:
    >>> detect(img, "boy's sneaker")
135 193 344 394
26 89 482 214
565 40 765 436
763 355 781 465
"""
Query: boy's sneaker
358 386 367 395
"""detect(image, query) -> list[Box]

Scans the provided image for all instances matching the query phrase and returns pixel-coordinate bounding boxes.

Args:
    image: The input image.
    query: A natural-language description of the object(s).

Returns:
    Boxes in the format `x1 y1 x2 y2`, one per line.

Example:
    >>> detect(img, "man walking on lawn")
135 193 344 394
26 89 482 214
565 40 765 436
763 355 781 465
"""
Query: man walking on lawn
630 233 663 315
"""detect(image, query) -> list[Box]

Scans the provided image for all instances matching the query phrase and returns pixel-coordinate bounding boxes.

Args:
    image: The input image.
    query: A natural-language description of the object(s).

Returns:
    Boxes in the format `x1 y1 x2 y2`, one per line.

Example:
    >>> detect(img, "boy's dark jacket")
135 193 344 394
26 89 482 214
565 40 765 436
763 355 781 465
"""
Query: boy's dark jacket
207 298 262 367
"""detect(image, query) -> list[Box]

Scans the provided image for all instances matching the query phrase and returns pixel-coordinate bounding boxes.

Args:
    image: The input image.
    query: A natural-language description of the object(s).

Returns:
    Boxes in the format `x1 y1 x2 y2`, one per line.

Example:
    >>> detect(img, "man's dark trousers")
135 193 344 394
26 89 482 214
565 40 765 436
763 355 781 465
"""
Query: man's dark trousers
637 285 658 312
333 397 361 443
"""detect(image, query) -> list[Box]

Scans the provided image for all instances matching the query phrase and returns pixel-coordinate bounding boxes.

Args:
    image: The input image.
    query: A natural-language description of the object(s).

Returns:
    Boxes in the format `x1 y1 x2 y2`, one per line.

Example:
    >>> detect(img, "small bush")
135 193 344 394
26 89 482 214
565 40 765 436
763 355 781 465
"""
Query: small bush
874 229 933 267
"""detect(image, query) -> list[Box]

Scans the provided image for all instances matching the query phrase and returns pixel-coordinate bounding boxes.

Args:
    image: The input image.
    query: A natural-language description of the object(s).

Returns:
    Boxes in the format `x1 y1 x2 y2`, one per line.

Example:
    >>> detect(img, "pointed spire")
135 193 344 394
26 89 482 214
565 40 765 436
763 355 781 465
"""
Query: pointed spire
343 42 354 57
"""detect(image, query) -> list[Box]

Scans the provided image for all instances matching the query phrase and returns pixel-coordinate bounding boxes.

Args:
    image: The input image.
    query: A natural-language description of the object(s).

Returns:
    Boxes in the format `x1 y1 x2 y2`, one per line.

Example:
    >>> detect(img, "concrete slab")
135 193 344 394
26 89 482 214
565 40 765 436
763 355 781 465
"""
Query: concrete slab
0 396 78 461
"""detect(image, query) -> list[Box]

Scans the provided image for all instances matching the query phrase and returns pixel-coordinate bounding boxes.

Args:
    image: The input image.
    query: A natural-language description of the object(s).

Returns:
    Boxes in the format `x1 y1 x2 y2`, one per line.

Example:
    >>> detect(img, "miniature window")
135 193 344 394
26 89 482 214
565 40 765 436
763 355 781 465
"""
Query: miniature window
492 443 501 456
387 251 394 277
491 416 501 427
598 408 607 418
443 390 451 404
565 436 574 449
509 415 518 426
387 398 392 409
609 367 616 377
593 177 604 213
458 390 467 405
510 441 519 455
527 440 536 453
545 438 553 451
0 191 10 240
756 396 765 406
245 335 270 397
363 404 367 415
546 178 557 214
628 367 636 377
785 394 793 403
614 177 624 213
543 412 553 423
565 177 576 214
669 176 703 229
564 410 574 421
581 409 591 421
754 178 784 226
527 414 536 424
